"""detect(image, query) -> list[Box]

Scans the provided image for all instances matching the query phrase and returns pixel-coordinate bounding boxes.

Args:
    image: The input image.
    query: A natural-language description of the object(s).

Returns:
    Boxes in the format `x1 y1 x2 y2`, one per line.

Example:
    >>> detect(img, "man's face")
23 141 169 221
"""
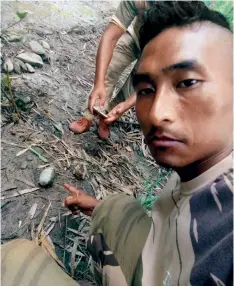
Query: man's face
134 23 233 168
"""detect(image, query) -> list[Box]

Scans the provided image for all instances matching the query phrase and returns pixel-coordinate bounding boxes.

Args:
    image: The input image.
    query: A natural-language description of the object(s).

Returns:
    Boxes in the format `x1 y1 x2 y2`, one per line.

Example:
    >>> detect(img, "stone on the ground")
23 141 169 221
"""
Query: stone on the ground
20 161 28 170
3 58 14 72
41 52 50 64
39 40 50 50
73 164 87 180
39 166 55 187
25 63 35 73
29 40 45 55
44 30 53 35
19 119 24 125
69 26 85 35
35 28 53 37
18 59 28 72
6 33 22 42
21 95 31 104
13 60 22 74
27 154 34 161
16 52 43 67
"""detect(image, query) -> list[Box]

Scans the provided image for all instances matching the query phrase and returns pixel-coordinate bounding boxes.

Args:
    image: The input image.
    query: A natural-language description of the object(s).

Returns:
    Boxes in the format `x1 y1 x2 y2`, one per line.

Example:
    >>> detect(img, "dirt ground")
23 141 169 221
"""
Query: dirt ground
1 1 168 283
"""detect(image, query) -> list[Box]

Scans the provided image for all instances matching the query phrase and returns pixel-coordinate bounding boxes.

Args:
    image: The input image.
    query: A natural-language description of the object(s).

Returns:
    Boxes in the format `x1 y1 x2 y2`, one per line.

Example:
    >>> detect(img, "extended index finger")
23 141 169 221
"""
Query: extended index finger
64 184 80 196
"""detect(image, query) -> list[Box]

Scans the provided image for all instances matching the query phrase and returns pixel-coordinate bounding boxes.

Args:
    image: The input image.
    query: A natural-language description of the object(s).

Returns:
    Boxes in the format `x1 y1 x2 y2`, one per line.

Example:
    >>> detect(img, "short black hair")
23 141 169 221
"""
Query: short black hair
140 1 232 50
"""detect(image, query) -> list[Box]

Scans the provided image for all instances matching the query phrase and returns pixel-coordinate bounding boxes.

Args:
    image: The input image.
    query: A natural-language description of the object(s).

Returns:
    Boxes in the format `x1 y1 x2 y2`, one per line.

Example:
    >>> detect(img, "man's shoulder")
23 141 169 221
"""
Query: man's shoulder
188 168 233 286
116 1 149 17
189 167 233 215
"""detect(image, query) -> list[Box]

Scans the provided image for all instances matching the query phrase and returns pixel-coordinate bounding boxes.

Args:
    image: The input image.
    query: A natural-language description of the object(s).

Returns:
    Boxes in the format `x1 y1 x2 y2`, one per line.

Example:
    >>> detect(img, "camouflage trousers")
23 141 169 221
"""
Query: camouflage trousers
87 194 151 286
1 194 150 286
1 239 78 286
104 32 140 111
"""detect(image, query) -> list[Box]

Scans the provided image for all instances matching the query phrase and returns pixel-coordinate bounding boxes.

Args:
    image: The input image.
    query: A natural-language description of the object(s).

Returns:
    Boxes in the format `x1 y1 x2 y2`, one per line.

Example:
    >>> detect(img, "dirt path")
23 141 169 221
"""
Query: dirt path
1 1 166 283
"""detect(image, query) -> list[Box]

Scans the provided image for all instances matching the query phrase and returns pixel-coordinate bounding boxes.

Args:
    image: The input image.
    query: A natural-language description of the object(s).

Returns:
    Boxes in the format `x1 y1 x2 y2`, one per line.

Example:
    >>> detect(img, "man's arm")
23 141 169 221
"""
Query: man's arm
88 1 138 113
88 23 124 113
94 23 124 87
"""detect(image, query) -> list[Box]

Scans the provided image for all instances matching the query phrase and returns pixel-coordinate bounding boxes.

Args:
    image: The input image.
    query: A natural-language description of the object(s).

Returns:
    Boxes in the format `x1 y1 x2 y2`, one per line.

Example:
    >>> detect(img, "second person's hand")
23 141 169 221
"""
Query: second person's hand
105 102 127 124
88 84 106 114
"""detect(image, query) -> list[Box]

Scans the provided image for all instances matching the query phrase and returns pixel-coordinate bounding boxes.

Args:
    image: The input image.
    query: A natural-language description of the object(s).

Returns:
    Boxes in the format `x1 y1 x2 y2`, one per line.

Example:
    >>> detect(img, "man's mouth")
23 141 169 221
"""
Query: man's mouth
146 135 182 148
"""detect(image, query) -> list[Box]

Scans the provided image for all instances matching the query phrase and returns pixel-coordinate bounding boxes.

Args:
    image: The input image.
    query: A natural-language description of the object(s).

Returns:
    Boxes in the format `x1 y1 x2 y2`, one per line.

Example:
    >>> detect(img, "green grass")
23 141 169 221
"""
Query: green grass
138 169 171 211
205 0 233 29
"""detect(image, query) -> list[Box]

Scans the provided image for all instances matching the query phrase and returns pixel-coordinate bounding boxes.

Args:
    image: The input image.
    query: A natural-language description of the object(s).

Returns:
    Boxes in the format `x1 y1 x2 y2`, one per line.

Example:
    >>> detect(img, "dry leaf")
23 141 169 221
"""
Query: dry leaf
16 148 29 157
40 236 65 268
28 203 38 219
1 184 18 192
71 236 79 278
1 187 40 200
42 221 56 239
36 203 51 242
38 164 50 169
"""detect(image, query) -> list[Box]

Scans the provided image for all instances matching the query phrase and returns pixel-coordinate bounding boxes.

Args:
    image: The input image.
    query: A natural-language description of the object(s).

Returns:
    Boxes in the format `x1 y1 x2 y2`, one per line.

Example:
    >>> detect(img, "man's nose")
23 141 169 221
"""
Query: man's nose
149 85 176 127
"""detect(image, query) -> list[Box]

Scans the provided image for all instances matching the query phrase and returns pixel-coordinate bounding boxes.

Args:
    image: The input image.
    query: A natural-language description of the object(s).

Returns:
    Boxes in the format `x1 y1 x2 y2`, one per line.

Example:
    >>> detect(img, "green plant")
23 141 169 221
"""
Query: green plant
1 73 20 122
138 173 168 211
16 12 28 20
205 0 233 30
1 11 28 36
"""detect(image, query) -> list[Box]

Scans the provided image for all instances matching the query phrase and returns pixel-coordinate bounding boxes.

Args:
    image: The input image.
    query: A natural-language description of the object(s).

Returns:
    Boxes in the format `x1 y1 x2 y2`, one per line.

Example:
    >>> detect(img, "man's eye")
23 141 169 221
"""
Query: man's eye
177 79 198 88
137 88 154 96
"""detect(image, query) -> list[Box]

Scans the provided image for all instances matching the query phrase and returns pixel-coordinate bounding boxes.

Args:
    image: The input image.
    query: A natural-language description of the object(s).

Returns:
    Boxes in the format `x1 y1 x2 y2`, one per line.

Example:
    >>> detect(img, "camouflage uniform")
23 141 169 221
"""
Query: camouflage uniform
2 156 233 285
88 154 233 286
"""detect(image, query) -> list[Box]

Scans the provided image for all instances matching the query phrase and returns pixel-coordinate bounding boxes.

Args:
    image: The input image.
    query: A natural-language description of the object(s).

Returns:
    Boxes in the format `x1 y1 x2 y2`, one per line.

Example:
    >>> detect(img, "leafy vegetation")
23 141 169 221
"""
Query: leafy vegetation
205 0 233 29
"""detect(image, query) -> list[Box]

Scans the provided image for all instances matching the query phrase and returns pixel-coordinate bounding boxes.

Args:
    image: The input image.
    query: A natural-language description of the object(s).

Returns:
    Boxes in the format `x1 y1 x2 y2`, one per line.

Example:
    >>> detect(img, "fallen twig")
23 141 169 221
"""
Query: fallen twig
1 140 25 149
39 221 57 244
40 235 65 268
36 203 51 244
1 187 40 200
1 184 18 192
0 103 12 107
28 203 38 220
15 177 36 188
